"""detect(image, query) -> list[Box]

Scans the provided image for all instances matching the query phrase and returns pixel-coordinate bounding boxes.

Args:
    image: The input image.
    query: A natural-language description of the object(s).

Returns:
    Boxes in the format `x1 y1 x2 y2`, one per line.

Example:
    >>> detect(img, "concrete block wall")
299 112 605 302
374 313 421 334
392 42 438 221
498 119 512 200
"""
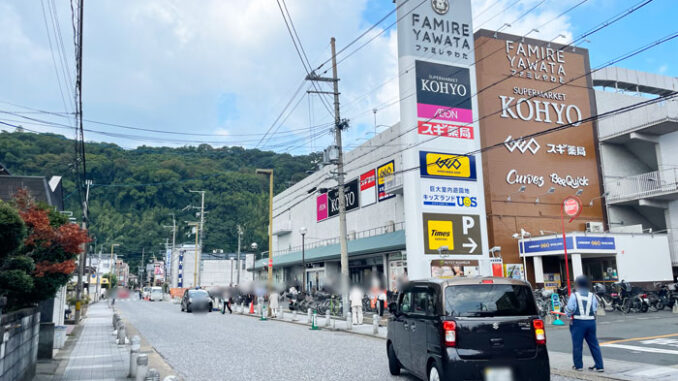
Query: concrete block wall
0 308 40 381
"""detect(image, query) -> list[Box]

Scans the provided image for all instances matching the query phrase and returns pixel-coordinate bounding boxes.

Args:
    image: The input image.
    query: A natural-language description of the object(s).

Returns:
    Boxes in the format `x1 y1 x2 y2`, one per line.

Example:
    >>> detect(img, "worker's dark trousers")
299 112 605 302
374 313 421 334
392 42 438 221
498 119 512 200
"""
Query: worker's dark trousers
570 319 604 370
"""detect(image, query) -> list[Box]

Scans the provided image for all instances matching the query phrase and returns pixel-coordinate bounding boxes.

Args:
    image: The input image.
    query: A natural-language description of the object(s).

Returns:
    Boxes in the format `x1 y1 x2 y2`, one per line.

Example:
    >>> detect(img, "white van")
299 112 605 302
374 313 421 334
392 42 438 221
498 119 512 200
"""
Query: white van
150 286 163 302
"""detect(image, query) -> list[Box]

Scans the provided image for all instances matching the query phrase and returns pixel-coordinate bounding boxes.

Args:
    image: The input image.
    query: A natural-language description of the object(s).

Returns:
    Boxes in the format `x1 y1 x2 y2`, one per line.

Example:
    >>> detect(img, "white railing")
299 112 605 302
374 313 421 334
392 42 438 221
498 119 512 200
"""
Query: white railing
606 168 678 202
269 221 405 258
598 98 678 140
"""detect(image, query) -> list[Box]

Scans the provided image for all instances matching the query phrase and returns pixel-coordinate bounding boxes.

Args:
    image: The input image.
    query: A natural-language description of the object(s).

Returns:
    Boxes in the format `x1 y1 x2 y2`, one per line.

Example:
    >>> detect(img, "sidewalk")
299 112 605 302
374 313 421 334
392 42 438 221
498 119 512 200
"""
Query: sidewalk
233 304 678 381
35 302 130 381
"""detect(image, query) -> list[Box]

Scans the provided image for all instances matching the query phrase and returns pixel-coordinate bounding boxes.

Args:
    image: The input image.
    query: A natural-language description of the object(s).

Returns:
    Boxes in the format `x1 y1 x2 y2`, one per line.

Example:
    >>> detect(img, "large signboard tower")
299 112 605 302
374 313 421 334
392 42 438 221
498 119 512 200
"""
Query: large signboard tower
397 0 490 280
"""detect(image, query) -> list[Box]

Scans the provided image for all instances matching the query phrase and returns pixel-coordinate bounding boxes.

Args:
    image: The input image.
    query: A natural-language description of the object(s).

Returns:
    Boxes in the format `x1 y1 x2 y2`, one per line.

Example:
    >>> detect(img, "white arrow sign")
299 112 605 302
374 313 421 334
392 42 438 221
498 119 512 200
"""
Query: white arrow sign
462 237 477 253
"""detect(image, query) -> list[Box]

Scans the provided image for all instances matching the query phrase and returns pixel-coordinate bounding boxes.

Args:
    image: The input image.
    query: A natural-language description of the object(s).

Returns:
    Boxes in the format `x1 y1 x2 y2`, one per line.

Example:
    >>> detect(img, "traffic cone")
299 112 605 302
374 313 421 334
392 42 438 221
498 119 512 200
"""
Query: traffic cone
249 302 254 314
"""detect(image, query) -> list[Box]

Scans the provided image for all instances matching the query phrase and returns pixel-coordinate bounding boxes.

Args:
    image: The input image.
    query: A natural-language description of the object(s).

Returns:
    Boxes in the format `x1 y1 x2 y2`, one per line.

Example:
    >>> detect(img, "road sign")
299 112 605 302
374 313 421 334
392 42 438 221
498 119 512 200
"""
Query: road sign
422 213 482 255
268 258 273 268
563 197 582 218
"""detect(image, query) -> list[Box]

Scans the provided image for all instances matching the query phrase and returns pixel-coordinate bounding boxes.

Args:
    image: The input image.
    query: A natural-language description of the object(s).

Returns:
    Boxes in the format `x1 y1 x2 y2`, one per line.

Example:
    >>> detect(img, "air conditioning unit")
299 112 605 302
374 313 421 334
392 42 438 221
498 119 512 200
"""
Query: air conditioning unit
586 222 604 233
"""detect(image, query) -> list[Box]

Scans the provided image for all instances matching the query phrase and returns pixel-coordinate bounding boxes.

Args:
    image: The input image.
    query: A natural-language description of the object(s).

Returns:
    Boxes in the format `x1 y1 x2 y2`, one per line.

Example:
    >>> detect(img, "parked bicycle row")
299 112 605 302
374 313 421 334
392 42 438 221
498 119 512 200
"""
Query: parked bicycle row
533 281 678 316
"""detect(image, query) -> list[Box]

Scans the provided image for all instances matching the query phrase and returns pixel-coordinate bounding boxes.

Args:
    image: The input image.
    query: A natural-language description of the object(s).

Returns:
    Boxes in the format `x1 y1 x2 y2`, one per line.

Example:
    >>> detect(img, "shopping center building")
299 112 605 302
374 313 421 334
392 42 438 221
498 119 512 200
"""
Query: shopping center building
253 1 677 289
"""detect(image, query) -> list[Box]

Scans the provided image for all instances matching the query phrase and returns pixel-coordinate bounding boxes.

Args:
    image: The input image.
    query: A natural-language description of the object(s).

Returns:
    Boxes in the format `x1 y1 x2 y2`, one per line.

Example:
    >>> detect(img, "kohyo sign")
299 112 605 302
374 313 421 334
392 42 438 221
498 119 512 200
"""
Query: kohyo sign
328 178 359 217
416 60 472 123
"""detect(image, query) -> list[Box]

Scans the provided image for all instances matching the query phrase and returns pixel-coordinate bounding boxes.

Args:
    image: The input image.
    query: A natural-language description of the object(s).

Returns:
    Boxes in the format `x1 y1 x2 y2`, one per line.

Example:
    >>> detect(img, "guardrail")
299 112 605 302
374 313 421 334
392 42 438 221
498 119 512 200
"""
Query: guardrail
606 168 678 202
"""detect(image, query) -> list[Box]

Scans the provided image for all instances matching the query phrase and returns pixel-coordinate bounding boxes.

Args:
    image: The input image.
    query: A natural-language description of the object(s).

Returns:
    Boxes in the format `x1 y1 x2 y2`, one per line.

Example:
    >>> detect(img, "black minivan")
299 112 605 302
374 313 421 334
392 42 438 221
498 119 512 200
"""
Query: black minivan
387 277 549 381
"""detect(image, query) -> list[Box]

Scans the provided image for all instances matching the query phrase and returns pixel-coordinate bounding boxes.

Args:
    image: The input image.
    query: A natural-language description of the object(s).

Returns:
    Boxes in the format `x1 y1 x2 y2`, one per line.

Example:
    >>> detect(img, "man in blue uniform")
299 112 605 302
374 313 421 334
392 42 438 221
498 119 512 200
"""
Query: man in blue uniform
565 275 604 372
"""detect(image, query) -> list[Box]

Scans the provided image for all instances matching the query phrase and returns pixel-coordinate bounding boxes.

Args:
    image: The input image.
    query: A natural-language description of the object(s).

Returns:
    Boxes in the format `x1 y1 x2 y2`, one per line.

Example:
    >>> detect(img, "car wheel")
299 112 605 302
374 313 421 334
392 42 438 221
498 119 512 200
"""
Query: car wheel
387 343 401 376
181 305 184 312
187 304 192 313
208 303 213 312
428 361 442 381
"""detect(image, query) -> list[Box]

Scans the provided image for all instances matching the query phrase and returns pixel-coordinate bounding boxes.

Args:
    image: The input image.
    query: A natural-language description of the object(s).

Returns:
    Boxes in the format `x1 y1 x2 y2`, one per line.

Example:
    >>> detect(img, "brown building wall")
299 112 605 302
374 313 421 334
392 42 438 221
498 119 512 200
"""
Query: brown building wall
474 30 606 280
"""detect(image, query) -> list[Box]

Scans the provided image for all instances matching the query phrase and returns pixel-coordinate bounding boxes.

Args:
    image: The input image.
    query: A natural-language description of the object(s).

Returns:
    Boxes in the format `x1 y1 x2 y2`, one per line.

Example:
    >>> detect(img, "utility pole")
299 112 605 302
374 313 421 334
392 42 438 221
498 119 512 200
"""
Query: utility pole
163 214 176 285
189 191 206 286
307 37 350 315
75 179 91 322
96 250 101 301
255 169 274 291
236 224 243 285
187 222 200 287
140 248 145 287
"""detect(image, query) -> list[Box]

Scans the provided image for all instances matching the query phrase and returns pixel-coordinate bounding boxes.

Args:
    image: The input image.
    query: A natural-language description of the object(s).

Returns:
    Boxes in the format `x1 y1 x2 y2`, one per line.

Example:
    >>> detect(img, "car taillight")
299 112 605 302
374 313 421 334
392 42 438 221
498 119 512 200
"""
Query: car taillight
641 294 647 298
611 293 618 297
481 279 494 284
443 321 456 347
533 319 546 345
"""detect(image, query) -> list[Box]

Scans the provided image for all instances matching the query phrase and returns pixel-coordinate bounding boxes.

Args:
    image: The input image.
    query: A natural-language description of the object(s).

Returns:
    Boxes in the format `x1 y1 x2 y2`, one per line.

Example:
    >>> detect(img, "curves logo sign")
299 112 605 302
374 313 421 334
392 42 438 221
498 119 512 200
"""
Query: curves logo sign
420 151 477 181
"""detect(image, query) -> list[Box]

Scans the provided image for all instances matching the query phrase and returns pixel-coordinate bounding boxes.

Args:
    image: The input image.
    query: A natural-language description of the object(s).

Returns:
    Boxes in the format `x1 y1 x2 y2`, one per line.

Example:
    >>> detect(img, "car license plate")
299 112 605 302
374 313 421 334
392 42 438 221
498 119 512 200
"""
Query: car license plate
485 367 512 381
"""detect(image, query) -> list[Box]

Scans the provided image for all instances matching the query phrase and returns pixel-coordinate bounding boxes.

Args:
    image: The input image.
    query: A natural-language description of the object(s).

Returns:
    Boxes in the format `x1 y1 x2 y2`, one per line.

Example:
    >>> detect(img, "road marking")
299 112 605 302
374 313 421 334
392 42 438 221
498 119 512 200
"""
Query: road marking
600 332 678 345
603 343 678 355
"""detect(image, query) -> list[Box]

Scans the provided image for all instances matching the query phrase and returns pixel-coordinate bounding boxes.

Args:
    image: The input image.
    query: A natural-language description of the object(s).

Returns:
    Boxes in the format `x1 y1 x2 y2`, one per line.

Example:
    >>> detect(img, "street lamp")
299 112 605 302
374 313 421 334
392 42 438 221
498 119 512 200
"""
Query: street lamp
250 242 258 280
255 168 274 291
299 227 307 292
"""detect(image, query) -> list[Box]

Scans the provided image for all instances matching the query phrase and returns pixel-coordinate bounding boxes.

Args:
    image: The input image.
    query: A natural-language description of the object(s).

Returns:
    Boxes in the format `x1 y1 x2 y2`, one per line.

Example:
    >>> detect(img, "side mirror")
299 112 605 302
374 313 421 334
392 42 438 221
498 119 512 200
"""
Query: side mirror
388 302 398 315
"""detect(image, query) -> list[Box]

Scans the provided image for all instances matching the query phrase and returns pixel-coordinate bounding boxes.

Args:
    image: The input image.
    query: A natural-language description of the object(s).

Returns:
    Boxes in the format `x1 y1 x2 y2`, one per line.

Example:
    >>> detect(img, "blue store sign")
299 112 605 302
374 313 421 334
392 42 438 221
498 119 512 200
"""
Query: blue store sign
521 237 574 254
576 236 616 250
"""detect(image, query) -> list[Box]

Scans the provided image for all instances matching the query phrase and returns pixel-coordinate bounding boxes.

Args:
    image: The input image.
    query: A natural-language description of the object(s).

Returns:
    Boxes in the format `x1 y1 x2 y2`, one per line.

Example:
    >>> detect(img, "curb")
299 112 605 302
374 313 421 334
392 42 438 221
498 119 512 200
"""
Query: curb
233 308 388 341
116 307 185 381
551 368 626 381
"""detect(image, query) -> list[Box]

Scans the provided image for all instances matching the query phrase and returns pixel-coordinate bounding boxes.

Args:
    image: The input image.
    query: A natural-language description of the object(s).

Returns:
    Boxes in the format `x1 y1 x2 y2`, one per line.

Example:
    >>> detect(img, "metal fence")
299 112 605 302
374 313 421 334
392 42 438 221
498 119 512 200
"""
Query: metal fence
606 167 678 203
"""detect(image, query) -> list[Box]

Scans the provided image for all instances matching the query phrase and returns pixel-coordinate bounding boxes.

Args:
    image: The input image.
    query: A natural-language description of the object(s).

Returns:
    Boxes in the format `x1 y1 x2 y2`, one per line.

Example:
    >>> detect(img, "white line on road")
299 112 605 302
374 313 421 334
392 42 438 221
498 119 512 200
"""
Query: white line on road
603 343 678 355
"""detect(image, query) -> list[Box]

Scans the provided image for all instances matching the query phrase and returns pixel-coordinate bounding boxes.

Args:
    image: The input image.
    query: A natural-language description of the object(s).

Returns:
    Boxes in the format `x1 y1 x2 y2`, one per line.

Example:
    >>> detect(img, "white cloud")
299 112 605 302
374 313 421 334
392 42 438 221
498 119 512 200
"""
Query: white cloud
0 0 579 152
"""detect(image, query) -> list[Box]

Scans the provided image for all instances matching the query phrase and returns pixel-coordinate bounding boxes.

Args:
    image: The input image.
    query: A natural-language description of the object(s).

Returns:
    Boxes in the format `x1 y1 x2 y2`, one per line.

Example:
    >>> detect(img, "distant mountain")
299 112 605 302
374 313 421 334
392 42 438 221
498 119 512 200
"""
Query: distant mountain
0 130 320 271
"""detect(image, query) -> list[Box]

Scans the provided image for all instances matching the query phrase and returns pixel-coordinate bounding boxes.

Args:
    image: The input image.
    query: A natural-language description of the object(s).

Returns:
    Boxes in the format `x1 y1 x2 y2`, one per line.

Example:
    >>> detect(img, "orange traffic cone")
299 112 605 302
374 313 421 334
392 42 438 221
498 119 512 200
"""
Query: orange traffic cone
249 302 254 314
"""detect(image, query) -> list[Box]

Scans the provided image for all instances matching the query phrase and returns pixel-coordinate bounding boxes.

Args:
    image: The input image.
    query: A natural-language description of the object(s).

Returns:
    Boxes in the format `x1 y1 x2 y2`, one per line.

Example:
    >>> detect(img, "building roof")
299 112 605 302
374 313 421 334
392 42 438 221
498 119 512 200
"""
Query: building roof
0 175 64 210
253 229 406 269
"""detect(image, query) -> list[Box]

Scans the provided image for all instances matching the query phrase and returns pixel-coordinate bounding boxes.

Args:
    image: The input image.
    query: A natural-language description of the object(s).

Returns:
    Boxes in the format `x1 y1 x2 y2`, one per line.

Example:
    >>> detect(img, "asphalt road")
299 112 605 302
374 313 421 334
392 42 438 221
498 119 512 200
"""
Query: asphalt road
545 310 678 367
117 299 579 381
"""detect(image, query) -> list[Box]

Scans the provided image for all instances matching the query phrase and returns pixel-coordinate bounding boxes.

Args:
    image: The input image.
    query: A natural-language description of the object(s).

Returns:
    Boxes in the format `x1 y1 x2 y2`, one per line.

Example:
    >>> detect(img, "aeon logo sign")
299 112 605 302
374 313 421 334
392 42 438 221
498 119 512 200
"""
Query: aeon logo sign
504 135 540 154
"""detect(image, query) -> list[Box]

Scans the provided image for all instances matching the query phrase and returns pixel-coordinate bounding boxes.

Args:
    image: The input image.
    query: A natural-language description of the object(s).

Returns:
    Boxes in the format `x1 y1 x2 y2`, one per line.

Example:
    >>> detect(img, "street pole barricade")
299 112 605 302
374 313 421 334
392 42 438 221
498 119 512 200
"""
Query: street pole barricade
292 309 298 321
278 306 284 319
260 302 267 321
117 323 127 345
136 354 149 381
310 309 319 330
129 335 141 378
307 308 312 325
346 312 352 331
372 314 379 335
145 368 160 381
325 310 331 328
673 302 678 314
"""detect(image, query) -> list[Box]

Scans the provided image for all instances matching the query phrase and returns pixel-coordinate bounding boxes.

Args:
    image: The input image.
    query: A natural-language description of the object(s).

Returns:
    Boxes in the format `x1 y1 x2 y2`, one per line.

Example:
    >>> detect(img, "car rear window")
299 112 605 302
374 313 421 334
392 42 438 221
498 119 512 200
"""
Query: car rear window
188 290 208 297
445 284 537 317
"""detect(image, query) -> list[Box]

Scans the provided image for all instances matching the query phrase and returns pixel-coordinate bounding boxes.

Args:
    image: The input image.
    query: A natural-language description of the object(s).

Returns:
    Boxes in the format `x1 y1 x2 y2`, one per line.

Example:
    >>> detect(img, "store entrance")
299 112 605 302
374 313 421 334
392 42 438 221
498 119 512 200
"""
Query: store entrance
582 256 618 283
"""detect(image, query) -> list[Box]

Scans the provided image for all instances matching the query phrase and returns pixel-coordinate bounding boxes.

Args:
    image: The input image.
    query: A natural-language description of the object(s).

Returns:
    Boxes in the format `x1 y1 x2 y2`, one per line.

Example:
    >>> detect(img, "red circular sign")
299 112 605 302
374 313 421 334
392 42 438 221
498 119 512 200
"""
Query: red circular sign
268 258 273 268
563 197 581 217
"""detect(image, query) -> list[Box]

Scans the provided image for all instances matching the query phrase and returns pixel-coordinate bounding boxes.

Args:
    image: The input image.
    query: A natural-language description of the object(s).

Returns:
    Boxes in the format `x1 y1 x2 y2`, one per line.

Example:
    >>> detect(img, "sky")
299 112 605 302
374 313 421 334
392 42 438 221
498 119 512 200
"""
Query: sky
1 0 676 153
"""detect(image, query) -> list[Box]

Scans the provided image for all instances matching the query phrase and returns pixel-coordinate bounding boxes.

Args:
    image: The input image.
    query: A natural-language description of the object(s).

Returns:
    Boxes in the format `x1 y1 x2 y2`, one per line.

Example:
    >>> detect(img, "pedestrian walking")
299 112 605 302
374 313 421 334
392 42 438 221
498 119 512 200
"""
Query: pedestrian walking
565 275 604 372
350 286 364 325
